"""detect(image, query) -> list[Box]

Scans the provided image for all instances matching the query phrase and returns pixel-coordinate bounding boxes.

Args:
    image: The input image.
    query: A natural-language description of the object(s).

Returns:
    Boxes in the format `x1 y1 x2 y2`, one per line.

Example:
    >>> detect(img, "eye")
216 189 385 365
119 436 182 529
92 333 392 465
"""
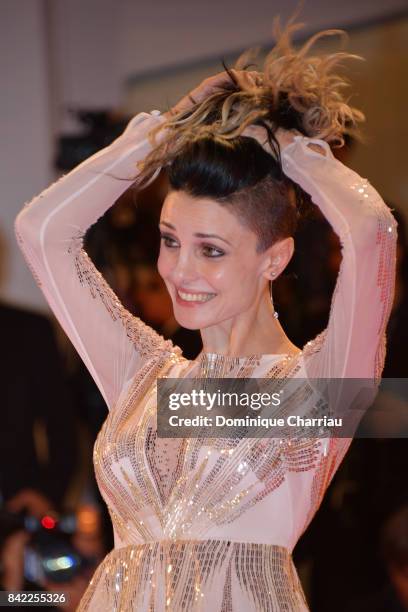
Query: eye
202 244 225 258
160 233 179 249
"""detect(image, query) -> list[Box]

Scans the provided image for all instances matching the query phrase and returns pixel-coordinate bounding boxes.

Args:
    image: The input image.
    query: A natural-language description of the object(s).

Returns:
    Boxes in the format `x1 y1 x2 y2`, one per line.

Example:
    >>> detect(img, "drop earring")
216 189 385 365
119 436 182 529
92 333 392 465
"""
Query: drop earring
270 274 279 319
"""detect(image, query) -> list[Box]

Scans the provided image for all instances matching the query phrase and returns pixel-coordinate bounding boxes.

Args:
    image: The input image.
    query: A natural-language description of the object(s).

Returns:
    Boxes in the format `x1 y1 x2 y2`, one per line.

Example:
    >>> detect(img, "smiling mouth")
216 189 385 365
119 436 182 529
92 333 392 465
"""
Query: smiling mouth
176 289 217 303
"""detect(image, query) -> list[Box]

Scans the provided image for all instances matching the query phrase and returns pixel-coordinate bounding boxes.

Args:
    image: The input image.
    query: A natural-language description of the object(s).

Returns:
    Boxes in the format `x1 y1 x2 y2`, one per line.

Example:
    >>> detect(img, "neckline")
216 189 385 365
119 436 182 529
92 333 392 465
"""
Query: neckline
191 350 303 378
196 350 302 362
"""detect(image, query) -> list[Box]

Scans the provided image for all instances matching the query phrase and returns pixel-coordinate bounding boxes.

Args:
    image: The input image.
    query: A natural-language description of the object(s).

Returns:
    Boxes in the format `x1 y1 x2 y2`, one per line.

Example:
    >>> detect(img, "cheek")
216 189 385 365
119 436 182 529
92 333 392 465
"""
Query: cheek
207 265 234 291
158 247 260 300
210 257 258 294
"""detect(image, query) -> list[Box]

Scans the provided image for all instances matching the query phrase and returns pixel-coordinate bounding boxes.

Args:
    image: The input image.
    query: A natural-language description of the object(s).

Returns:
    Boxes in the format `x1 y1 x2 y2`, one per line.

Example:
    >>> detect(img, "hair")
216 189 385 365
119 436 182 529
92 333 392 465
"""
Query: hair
137 15 365 252
168 137 299 252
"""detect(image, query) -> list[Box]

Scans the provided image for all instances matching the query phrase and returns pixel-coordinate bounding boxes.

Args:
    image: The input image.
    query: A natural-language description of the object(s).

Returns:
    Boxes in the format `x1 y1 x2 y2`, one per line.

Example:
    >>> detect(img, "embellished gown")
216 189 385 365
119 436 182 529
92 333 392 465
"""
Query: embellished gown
15 111 397 611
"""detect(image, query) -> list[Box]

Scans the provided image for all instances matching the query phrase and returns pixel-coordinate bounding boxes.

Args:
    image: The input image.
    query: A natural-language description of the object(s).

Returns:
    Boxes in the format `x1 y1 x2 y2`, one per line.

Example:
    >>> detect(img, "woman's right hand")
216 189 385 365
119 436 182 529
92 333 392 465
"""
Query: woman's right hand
164 70 262 119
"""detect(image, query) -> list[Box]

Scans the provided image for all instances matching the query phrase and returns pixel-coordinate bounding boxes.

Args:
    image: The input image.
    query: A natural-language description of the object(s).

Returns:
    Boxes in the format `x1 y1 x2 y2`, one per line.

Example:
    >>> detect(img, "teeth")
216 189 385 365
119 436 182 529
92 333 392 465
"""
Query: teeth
178 290 215 303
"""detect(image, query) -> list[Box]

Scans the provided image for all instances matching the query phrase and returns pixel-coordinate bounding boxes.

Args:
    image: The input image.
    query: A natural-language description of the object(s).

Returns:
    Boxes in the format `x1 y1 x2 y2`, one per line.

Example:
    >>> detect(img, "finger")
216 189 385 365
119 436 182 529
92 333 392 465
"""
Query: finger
250 71 263 86
247 70 262 80
231 69 262 90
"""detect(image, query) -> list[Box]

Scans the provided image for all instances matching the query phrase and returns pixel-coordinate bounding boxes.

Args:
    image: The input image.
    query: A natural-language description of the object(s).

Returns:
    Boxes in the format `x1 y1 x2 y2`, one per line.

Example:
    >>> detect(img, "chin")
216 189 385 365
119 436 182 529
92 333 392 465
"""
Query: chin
173 311 205 331
172 304 219 331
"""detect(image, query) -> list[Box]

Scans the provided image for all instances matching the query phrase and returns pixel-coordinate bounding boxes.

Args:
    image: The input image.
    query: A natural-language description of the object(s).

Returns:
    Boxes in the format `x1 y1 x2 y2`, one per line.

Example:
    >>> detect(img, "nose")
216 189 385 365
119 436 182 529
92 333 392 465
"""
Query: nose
170 250 199 286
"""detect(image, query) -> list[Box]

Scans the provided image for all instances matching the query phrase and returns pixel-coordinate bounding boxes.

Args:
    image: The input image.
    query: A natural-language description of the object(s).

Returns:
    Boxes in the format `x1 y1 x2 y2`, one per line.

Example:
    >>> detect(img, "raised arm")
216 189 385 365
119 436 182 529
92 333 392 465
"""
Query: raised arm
279 137 398 535
281 136 397 381
15 111 177 411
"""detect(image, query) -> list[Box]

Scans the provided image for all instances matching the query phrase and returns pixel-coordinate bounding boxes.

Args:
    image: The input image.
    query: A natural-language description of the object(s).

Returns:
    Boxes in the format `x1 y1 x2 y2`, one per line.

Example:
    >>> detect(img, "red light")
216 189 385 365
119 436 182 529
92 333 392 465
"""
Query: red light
41 515 56 529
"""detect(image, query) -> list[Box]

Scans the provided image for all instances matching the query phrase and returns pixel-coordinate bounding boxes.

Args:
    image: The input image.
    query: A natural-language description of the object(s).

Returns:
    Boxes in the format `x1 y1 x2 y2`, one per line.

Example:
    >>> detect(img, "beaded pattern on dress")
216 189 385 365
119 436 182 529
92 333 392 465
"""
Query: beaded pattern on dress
78 540 308 611
81 350 322 610
67 230 177 359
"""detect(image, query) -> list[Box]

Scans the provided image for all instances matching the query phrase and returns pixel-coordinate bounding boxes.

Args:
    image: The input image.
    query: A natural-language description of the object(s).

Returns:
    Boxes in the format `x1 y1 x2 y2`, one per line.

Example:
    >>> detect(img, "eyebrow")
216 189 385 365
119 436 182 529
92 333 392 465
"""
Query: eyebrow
159 221 232 246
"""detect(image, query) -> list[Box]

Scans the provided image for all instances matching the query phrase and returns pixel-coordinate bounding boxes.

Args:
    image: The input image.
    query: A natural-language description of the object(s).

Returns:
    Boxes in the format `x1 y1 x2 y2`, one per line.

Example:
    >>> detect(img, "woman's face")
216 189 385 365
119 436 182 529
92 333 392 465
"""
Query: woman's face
158 190 272 330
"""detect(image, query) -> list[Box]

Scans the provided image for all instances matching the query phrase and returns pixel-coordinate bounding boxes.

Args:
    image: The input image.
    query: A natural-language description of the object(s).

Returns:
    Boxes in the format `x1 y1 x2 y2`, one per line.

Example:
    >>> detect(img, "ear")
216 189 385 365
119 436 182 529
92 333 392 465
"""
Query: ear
261 236 295 281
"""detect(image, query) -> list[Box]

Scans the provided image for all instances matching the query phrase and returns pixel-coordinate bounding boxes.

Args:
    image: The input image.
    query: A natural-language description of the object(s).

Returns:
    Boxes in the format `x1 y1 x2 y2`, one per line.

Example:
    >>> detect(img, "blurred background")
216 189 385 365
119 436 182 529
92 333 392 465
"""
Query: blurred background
1 1 407 610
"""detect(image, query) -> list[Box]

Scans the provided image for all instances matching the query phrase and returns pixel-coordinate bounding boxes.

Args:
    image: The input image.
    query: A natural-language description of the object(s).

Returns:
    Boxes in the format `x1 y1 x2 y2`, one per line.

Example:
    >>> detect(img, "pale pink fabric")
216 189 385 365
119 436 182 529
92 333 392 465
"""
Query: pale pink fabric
15 112 398 611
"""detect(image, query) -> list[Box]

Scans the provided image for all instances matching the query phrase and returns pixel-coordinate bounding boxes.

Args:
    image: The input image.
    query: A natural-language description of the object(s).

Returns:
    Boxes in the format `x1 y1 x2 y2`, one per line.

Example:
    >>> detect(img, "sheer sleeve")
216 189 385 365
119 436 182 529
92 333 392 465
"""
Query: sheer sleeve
281 136 398 381
15 111 178 411
280 137 398 536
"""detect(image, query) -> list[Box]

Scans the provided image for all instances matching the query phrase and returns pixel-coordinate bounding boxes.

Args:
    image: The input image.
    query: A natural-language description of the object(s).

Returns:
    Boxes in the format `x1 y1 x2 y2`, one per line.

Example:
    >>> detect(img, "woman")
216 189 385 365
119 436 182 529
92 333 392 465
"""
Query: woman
15 20 397 612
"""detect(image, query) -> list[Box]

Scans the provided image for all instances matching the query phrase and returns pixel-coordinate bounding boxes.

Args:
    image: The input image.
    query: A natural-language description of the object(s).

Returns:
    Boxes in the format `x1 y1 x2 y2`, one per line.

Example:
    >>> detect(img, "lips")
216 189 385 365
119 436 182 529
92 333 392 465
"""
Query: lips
175 288 216 306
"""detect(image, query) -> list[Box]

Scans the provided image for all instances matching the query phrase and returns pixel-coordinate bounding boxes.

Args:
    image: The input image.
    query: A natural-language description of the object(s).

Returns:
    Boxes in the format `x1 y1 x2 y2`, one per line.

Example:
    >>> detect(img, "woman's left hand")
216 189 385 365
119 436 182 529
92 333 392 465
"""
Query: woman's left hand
242 125 298 155
243 125 326 156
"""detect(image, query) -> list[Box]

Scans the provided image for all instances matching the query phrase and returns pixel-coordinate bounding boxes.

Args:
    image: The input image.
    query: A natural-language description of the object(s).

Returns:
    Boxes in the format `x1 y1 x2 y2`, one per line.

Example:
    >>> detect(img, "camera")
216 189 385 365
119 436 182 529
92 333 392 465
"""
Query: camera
0 508 97 585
